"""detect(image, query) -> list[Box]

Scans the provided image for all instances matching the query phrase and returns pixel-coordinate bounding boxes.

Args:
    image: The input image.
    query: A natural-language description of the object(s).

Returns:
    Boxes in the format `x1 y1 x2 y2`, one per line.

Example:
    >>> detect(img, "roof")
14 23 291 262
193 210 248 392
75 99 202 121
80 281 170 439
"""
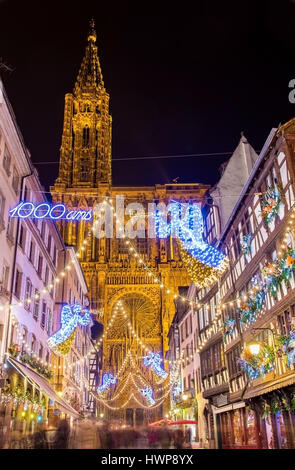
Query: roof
217 127 277 245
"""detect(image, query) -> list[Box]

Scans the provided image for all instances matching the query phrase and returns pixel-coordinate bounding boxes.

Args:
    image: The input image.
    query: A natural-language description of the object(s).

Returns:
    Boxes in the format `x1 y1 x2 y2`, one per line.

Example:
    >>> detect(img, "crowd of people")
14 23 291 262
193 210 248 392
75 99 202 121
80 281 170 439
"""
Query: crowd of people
7 418 193 449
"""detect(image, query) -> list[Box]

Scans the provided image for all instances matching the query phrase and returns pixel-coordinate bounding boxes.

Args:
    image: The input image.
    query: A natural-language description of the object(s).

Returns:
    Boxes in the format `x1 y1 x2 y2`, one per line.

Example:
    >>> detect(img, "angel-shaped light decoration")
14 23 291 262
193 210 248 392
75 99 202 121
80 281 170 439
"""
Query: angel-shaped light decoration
143 352 168 379
175 204 228 288
97 373 117 394
47 303 91 356
141 387 155 406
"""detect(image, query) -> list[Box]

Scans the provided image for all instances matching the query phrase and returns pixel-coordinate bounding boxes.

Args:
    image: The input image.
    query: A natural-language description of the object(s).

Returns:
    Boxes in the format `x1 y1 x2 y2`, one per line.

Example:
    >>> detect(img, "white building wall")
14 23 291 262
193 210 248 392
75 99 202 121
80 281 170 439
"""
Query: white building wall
0 78 34 363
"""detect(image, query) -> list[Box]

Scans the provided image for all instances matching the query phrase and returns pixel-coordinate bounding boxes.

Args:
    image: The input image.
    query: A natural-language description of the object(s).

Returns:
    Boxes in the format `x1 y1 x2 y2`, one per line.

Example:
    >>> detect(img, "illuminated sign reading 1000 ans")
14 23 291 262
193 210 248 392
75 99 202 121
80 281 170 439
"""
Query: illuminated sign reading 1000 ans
9 202 93 221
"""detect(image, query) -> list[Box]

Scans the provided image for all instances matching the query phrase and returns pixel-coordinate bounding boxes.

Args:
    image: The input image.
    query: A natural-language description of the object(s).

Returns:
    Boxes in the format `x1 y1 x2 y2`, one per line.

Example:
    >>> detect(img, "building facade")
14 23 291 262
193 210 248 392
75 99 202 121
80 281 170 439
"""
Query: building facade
51 21 208 423
53 246 92 415
193 121 295 448
0 78 93 447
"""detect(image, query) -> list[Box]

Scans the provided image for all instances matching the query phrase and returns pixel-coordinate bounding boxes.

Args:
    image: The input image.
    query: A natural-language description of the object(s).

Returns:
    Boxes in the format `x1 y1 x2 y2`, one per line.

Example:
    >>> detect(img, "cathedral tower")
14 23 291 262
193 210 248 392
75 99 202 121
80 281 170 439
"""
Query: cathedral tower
56 19 112 188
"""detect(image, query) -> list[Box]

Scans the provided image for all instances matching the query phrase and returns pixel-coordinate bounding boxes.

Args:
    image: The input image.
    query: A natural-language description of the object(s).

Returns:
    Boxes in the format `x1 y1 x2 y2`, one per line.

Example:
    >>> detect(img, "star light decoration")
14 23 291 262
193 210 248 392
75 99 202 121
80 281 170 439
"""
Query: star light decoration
97 373 117 394
141 387 155 406
143 352 168 379
47 303 91 356
156 203 228 288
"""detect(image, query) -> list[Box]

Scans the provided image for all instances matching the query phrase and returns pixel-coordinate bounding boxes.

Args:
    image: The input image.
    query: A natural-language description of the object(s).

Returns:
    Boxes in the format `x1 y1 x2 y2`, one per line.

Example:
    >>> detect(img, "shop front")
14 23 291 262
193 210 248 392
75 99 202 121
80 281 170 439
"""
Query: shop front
215 403 260 449
244 384 295 449
0 357 81 448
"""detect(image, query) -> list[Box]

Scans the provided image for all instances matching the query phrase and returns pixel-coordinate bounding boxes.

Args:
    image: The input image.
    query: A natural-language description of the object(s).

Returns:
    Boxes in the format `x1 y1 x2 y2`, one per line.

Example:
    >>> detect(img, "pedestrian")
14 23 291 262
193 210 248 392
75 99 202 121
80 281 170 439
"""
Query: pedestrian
159 425 171 448
173 429 185 449
73 418 98 448
184 426 192 448
33 426 49 449
53 419 70 449
147 427 158 448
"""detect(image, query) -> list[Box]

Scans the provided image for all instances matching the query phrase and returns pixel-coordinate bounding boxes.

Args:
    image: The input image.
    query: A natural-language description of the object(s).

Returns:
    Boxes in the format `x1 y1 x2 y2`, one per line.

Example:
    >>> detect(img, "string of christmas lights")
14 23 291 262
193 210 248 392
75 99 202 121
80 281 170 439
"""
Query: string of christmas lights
196 202 295 353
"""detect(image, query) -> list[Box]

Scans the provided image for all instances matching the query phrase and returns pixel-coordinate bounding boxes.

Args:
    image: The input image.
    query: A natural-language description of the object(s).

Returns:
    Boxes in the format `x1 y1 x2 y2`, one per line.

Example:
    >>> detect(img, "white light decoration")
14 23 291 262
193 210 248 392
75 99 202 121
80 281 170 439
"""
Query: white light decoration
97 373 117 393
141 387 155 406
143 352 168 379
47 303 91 355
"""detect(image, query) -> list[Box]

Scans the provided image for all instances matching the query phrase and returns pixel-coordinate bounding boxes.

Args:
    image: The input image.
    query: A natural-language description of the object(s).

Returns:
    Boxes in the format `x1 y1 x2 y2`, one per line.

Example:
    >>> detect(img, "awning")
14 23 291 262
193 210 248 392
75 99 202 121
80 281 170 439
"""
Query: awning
168 420 198 426
244 372 295 399
149 419 172 427
8 357 81 419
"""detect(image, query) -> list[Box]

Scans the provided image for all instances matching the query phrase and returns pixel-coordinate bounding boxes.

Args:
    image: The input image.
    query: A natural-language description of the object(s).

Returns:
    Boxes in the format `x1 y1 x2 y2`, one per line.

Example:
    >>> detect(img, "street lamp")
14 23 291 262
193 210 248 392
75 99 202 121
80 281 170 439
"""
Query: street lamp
241 326 277 399
182 393 188 401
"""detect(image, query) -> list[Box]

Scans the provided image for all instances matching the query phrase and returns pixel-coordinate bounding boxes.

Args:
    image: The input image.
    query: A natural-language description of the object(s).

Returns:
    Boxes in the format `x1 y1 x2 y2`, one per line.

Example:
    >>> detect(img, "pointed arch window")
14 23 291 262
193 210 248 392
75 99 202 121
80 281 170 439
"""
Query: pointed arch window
82 126 90 147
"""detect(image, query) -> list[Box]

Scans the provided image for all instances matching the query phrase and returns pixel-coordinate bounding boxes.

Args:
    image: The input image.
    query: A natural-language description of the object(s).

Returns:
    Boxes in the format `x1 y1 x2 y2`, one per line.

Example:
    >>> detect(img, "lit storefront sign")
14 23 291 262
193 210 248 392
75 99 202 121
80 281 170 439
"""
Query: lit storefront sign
9 202 93 221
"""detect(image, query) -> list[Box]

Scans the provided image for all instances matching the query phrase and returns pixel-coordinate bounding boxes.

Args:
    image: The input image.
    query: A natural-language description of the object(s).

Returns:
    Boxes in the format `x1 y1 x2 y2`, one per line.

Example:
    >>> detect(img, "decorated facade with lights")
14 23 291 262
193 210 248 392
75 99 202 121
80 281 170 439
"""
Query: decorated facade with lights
0 78 94 444
191 123 295 449
50 20 210 424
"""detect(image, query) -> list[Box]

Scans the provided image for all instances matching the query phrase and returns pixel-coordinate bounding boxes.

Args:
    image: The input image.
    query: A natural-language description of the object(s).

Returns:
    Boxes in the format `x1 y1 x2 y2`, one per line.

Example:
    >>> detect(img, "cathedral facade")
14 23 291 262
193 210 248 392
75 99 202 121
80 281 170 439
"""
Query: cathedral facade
51 21 208 424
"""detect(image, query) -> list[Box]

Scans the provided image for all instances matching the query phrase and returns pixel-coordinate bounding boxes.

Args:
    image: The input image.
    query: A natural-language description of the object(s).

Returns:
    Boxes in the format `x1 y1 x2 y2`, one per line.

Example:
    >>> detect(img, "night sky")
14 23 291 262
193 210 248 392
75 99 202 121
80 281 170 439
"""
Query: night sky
1 0 295 190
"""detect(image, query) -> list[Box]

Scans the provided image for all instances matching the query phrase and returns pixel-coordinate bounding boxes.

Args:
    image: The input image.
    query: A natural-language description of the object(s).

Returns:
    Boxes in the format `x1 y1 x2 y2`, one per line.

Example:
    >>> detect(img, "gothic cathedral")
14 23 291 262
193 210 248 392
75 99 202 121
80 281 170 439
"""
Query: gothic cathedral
51 21 208 424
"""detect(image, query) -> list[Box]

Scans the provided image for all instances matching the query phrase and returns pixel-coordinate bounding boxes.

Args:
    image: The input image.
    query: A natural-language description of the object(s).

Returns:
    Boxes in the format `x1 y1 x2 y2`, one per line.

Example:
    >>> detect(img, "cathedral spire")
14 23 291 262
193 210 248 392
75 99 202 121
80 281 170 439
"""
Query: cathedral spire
55 21 112 188
74 19 104 93
88 18 97 43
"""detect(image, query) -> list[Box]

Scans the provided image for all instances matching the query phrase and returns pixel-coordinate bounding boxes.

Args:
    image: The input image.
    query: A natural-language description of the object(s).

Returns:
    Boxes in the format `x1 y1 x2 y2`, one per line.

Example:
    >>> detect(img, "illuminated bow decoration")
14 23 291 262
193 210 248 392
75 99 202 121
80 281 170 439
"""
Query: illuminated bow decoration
141 387 155 406
143 352 168 379
97 373 117 394
47 303 91 356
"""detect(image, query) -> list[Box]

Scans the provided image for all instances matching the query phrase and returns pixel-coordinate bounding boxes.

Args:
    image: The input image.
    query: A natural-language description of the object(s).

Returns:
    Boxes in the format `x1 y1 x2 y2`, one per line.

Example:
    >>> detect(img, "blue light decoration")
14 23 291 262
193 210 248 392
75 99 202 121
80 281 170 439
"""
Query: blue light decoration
143 352 168 379
156 202 228 287
221 318 235 342
9 201 93 221
141 387 155 406
47 303 91 356
277 329 295 367
97 373 117 394
172 378 182 401
240 233 252 256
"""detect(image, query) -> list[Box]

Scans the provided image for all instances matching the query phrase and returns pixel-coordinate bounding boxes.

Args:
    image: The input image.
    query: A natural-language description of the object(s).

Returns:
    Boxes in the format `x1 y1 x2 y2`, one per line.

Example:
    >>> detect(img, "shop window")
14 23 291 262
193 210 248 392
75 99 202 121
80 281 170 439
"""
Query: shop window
233 409 244 445
245 407 257 446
